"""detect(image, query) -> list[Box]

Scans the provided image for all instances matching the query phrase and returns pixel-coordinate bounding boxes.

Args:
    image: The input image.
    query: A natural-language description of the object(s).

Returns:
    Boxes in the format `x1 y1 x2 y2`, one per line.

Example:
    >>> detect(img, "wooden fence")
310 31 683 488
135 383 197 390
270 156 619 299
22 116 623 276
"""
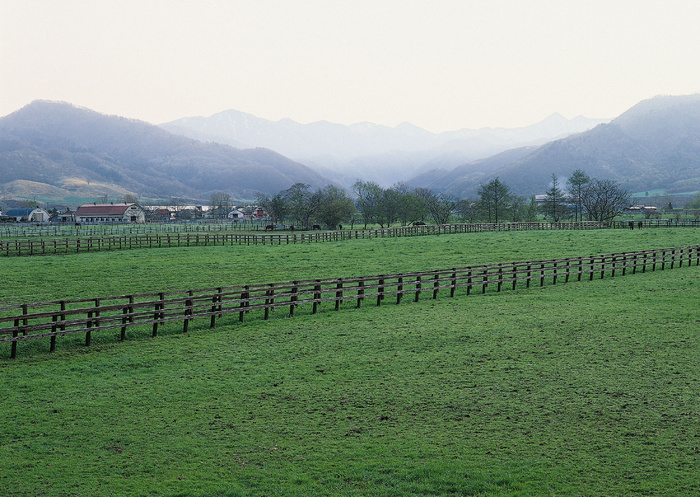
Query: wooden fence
0 221 607 257
0 220 271 239
2 245 698 359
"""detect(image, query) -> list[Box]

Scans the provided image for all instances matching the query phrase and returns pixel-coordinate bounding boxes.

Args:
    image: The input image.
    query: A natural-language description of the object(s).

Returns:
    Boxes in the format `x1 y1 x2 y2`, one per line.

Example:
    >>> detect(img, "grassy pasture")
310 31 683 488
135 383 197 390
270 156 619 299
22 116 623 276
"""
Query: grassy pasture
2 228 700 304
1 228 699 496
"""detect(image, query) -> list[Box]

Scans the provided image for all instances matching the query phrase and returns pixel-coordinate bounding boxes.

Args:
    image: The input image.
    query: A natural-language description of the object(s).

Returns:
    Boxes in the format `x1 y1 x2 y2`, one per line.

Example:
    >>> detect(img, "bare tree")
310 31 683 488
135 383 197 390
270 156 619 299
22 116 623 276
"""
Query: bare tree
123 193 139 204
581 179 631 222
312 185 356 228
353 180 384 228
209 192 233 218
283 183 315 228
255 192 287 224
423 191 456 225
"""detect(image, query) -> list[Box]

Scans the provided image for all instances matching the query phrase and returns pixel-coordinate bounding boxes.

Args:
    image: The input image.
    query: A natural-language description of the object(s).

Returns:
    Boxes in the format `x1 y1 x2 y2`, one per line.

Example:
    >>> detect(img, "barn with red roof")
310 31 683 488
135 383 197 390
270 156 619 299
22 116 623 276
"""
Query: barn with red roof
74 203 145 223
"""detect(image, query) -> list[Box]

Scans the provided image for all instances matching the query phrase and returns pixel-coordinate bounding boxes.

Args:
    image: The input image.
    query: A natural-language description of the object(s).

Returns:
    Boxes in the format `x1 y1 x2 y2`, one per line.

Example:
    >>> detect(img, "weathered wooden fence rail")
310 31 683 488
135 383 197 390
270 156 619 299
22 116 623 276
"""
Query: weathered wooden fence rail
0 221 608 257
2 245 698 359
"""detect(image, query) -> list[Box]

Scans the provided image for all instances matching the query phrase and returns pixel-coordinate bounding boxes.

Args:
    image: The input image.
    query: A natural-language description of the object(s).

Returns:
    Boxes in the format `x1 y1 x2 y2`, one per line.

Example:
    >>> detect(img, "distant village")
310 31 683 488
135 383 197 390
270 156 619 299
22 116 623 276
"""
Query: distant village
0 201 268 224
0 198 668 225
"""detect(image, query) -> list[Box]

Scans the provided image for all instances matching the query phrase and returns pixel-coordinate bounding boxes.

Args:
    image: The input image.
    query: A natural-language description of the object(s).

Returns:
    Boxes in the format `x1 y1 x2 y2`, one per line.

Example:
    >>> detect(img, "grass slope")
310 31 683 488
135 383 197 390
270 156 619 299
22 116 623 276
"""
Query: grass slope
1 229 699 495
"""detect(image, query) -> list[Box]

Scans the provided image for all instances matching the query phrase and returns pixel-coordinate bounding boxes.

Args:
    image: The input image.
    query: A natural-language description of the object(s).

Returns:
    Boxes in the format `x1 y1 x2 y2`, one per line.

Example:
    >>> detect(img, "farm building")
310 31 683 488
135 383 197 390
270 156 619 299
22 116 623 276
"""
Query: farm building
1 207 51 223
74 203 146 223
228 209 245 220
55 211 76 223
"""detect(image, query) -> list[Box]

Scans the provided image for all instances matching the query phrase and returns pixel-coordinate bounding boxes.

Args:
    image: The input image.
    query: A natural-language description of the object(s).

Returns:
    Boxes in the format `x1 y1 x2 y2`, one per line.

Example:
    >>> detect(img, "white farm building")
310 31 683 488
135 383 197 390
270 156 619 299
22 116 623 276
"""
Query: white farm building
1 207 51 223
74 203 146 223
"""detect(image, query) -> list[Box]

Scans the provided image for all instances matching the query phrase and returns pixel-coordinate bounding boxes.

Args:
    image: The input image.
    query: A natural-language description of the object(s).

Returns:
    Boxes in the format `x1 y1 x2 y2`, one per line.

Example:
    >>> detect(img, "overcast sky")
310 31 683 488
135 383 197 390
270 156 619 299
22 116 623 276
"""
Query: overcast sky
2 0 700 132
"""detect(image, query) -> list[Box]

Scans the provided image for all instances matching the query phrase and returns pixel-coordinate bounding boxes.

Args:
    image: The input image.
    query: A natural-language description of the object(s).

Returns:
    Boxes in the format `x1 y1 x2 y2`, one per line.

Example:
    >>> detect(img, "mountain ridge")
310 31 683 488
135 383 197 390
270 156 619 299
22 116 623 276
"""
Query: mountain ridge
160 109 608 187
424 94 700 199
0 100 331 203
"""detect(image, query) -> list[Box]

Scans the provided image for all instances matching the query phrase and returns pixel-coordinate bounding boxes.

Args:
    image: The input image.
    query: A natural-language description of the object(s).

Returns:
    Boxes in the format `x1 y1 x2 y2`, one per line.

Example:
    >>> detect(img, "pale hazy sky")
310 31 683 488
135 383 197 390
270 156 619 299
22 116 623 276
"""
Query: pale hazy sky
2 0 700 132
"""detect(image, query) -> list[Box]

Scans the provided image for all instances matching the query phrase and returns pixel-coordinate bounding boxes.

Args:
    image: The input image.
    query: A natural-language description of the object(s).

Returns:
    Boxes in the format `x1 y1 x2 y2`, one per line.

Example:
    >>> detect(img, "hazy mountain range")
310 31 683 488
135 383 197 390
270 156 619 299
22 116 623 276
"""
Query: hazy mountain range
0 101 330 202
161 110 607 188
426 94 700 198
1 95 700 205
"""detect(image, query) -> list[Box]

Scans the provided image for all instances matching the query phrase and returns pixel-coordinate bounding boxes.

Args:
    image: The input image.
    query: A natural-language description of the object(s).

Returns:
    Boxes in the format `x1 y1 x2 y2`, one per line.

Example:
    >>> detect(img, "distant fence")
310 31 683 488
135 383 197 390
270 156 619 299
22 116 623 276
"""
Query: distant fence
2 245 698 359
1 218 697 242
0 221 608 257
612 219 700 229
0 220 271 239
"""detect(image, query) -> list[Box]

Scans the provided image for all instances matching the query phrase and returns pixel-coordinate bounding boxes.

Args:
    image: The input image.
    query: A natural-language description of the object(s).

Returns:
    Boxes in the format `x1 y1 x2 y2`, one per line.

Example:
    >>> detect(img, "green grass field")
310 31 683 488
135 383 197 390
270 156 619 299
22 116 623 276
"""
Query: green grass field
1 228 699 496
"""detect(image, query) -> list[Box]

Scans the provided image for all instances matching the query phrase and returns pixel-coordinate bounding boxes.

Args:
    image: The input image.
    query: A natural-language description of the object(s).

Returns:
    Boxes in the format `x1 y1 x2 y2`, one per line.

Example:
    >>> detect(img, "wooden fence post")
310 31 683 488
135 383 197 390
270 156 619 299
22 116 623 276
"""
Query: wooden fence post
451 269 457 297
335 280 343 311
239 286 249 322
414 275 422 302
153 293 164 337
396 277 403 304
50 314 57 352
377 277 385 306
183 290 194 333
265 285 275 319
540 263 546 287
433 273 440 299
313 280 322 314
121 295 133 340
357 279 365 308
290 282 299 316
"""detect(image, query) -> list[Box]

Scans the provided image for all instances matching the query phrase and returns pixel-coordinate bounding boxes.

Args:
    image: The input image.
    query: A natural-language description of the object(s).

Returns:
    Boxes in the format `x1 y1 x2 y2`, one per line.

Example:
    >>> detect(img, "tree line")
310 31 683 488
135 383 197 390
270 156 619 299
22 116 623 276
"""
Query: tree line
476 170 631 224
253 182 459 229
219 169 630 228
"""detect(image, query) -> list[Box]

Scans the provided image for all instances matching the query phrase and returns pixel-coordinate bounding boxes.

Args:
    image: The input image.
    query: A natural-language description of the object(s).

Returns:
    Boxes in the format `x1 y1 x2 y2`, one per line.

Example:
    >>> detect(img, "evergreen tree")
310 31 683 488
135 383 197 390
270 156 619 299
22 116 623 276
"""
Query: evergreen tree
544 174 566 222
566 169 590 222
477 177 512 223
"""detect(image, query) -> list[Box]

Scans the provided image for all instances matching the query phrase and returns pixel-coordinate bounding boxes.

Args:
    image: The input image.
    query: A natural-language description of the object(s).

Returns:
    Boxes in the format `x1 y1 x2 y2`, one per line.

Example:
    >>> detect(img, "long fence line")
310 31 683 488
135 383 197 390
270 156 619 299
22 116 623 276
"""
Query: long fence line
0 222 609 257
2 245 698 359
1 217 695 240
0 220 267 239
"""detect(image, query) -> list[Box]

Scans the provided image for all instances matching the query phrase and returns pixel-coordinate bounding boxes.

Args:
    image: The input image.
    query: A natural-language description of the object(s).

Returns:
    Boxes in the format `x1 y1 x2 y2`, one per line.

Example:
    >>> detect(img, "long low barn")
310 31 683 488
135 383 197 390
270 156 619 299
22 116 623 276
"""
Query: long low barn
74 203 145 223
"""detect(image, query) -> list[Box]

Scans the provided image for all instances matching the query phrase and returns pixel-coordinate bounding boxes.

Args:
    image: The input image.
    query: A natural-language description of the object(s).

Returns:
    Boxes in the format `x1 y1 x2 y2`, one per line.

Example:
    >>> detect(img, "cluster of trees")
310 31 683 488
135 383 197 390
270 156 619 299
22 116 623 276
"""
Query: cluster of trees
352 181 456 227
254 181 458 229
256 184 355 229
473 170 631 224
219 169 631 228
543 170 631 222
